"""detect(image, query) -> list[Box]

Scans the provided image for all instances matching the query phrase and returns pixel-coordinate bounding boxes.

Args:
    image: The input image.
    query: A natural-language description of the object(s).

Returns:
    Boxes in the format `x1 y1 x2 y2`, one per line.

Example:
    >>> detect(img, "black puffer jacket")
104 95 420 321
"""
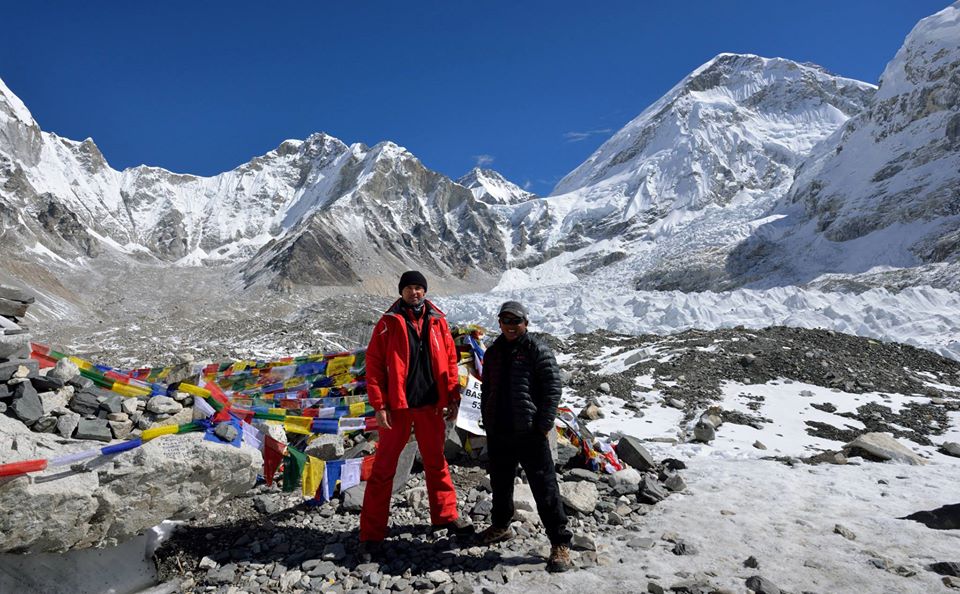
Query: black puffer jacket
480 332 562 435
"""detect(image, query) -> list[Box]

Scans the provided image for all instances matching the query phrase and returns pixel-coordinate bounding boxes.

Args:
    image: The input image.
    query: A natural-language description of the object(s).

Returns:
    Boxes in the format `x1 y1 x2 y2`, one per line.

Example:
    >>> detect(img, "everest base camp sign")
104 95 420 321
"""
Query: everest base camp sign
456 375 485 436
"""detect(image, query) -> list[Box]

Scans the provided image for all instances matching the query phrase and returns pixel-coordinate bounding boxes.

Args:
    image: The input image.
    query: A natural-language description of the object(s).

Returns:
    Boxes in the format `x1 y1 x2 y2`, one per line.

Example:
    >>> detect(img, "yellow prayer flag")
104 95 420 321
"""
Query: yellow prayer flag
284 416 313 435
348 401 365 417
326 355 355 376
179 383 212 399
112 383 151 398
142 425 178 441
269 407 286 417
302 457 324 499
68 356 93 371
331 373 354 387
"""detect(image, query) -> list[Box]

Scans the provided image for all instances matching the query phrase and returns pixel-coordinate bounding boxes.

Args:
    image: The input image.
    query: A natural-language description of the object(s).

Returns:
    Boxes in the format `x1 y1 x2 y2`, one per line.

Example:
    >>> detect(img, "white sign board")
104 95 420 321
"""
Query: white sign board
455 374 485 436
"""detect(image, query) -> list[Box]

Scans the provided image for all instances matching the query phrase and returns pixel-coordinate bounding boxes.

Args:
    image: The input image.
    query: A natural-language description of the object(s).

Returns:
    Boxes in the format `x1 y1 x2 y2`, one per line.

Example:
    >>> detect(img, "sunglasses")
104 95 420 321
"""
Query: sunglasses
499 316 525 326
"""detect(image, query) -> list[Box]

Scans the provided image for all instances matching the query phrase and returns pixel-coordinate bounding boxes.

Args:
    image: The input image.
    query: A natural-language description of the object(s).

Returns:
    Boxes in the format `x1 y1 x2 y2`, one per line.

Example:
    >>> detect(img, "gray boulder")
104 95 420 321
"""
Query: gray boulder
341 483 366 512
745 575 781 594
68 390 101 416
940 442 960 458
56 412 80 438
74 419 112 442
615 435 656 471
559 481 599 515
47 358 79 382
145 396 182 415
0 333 31 360
0 359 37 382
0 414 261 553
11 381 43 426
844 432 927 465
304 434 344 460
608 468 642 495
638 475 669 504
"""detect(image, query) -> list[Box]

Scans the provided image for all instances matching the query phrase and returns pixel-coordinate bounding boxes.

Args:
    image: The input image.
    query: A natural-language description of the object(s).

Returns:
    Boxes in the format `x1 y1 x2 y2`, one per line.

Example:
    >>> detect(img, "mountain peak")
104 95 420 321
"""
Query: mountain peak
0 77 38 128
457 167 536 205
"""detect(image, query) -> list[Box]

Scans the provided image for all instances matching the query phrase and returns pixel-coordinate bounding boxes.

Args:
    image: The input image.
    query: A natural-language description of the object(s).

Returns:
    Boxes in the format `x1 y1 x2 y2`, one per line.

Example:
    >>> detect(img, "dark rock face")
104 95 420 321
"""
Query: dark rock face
901 503 960 530
36 197 101 258
10 381 42 426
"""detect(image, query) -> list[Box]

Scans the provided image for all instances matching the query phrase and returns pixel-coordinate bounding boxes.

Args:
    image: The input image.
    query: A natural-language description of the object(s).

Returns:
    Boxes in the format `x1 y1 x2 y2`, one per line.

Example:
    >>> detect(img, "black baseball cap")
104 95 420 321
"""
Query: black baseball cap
498 301 528 320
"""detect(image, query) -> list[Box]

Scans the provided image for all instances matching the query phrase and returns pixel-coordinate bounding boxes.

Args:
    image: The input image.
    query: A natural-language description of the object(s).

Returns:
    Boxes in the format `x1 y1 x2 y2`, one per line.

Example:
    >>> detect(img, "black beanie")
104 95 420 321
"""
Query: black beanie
398 270 428 294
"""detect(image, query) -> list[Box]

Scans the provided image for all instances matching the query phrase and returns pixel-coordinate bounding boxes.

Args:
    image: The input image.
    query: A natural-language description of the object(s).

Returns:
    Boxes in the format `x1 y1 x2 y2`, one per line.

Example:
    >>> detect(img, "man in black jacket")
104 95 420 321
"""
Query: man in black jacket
479 300 573 573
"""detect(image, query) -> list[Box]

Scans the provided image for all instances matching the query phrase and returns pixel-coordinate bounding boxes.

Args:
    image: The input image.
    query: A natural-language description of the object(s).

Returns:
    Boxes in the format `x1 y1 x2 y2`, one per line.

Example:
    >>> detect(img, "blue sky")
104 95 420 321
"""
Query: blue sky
0 1 949 195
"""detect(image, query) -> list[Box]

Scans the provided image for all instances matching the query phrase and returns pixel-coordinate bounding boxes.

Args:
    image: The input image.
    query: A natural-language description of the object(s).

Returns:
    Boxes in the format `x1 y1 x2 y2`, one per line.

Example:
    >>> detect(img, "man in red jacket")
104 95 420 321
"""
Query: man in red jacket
360 270 472 544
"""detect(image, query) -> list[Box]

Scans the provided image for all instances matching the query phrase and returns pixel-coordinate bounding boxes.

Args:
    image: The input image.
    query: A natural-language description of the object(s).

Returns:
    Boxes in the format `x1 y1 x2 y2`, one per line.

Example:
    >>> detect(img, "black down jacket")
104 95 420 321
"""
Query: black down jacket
480 332 562 435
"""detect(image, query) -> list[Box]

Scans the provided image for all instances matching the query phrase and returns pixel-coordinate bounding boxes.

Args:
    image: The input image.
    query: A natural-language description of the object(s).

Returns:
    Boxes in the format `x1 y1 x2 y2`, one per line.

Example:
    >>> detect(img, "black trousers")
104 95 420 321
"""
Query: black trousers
487 431 572 546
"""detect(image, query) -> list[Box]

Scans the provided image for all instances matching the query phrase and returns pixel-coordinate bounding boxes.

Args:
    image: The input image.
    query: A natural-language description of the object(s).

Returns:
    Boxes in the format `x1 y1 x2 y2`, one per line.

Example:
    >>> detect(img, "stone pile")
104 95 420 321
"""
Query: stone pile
154 437 689 593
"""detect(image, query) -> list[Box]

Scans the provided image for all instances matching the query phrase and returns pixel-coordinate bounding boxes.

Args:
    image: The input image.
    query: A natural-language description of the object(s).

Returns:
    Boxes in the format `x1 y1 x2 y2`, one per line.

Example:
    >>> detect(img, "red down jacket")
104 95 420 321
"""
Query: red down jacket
365 299 460 412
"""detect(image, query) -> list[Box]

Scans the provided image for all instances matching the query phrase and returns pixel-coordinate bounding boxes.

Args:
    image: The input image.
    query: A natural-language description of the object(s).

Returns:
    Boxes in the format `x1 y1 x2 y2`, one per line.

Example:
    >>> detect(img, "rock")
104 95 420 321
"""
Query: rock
662 458 686 470
145 396 183 415
667 398 684 409
579 403 603 420
0 284 35 303
68 390 102 416
67 375 93 391
29 374 64 392
745 575 780 594
0 359 37 382
106 412 129 422
555 441 579 467
565 468 599 482
941 442 960 458
253 495 280 515
74 419 113 442
598 382 611 394
638 476 669 504
753 440 767 450
834 524 856 540
445 427 465 459
615 435 656 471
304 433 345 460
121 397 139 416
513 484 537 512
206 563 237 585
322 543 346 562
48 358 79 382
214 422 239 443
930 562 960 577
692 421 716 443
0 333 31 360
11 381 43 426
99 395 124 414
559 481 599 515
406 486 429 514
425 570 451 584
56 412 80 438
663 474 686 492
744 556 759 568
32 416 58 433
571 534 596 551
341 483 366 512
38 391 68 415
0 416 261 553
647 582 665 594
108 419 134 440
671 540 697 555
608 468 642 494
844 432 927 465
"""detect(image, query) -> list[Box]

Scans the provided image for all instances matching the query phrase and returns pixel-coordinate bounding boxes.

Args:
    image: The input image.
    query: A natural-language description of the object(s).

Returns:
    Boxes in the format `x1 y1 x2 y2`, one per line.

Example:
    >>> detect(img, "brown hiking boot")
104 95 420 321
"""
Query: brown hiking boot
547 544 573 573
479 525 514 545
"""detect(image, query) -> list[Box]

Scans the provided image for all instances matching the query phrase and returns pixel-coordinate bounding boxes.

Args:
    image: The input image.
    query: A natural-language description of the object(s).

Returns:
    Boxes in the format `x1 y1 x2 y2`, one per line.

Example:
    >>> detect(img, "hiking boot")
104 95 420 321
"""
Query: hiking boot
547 544 573 573
432 516 475 536
479 525 514 545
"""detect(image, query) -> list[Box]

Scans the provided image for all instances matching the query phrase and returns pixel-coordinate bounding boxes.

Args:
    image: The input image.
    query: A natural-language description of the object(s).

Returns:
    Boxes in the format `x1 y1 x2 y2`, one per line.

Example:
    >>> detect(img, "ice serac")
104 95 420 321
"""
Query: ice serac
505 53 873 286
730 3 960 288
457 167 537 205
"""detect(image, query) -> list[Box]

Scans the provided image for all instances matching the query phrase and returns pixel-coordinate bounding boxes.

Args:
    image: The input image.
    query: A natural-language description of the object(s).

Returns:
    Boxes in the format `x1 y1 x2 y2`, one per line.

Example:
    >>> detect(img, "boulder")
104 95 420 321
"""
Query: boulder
47 358 79 382
608 468 642 495
10 381 43 426
940 442 960 458
68 390 102 416
341 483 366 512
578 403 603 420
843 432 927 465
0 359 37 383
305 434 344 461
0 332 30 360
30 374 65 392
693 420 716 443
638 475 669 504
145 396 182 415
615 435 656 471
74 419 112 442
559 481 599 515
0 414 261 553
56 412 80 438
513 484 537 512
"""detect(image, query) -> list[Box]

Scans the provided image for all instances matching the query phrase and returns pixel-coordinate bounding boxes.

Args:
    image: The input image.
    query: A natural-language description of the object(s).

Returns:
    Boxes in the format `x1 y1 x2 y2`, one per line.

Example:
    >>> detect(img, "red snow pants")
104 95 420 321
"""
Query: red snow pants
359 407 458 542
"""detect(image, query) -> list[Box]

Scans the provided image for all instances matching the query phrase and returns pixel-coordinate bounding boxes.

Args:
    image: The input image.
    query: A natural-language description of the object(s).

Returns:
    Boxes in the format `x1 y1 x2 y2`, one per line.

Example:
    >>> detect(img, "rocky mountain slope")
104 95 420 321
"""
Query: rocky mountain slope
457 167 537 206
729 2 960 288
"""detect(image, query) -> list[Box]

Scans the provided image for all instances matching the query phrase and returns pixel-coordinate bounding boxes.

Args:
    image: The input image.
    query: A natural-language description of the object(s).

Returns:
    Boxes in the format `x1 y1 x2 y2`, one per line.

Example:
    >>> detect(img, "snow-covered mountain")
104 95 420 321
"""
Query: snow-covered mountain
499 54 875 287
0 81 507 291
456 168 537 205
730 2 960 288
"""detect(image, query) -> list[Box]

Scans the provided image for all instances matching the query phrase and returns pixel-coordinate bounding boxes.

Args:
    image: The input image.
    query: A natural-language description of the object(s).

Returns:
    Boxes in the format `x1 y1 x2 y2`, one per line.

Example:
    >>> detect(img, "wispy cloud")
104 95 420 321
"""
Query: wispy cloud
473 154 495 167
523 180 533 190
563 128 612 143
